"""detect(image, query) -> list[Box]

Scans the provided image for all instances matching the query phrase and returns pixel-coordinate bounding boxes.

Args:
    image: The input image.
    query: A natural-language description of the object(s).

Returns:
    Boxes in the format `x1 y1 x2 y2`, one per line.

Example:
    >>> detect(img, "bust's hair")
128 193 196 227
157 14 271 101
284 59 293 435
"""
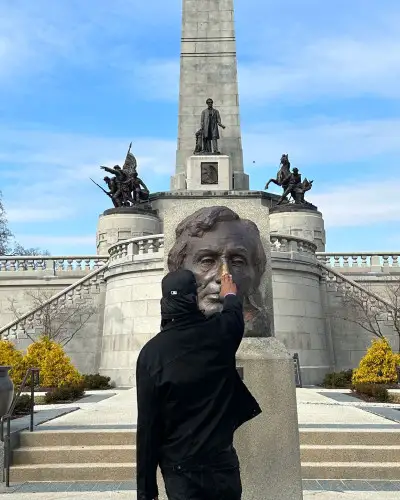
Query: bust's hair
167 206 266 286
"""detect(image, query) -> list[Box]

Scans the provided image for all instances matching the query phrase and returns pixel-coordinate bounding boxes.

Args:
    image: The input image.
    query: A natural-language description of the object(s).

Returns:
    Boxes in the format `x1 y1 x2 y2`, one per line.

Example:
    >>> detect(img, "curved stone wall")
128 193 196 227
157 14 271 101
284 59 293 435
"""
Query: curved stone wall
270 235 333 385
99 235 164 386
270 207 326 252
96 208 161 255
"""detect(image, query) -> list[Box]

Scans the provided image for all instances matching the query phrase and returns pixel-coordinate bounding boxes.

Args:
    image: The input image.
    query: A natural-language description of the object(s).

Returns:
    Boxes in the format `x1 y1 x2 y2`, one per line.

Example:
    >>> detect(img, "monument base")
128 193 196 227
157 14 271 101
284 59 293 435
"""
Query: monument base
235 337 303 500
96 207 161 255
269 205 326 252
186 154 232 191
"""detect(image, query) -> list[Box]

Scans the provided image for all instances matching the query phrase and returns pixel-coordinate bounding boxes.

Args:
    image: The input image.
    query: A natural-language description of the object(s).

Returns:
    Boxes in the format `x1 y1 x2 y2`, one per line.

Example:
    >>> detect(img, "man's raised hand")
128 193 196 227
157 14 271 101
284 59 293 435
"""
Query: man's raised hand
220 273 237 298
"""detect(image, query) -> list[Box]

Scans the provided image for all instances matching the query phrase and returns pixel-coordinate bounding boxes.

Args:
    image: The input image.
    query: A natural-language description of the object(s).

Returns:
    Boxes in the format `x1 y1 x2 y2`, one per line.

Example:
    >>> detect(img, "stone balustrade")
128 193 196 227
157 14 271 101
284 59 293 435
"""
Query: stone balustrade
270 234 317 255
0 265 107 341
316 252 400 268
108 234 164 263
0 256 109 275
319 262 393 315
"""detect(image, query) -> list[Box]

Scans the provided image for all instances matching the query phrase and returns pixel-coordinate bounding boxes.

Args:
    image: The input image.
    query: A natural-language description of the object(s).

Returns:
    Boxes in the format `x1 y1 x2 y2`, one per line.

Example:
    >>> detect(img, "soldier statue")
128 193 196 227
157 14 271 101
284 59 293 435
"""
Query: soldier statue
91 143 152 209
265 154 314 206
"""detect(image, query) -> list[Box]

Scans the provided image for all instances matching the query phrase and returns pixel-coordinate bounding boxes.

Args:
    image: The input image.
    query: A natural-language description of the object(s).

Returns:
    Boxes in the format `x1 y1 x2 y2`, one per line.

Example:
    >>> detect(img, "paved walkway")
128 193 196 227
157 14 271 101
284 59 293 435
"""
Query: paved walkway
2 387 399 498
1 488 400 499
27 387 400 431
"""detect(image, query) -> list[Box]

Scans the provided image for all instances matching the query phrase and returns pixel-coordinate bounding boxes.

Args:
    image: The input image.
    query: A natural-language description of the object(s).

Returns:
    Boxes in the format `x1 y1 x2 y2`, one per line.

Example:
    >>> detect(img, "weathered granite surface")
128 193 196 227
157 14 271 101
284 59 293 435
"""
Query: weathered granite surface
235 337 303 499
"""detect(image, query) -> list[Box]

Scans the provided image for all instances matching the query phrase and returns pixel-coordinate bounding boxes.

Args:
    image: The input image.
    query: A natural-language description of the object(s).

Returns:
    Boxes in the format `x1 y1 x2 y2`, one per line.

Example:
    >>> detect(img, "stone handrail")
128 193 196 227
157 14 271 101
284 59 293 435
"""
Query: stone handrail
0 265 107 340
316 252 400 268
0 256 109 274
270 234 317 255
108 234 165 263
319 262 394 315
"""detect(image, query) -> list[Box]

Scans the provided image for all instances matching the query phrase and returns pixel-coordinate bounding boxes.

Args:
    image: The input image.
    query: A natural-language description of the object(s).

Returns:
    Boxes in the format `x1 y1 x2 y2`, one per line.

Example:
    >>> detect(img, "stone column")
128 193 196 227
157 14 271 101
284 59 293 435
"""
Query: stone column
172 0 249 191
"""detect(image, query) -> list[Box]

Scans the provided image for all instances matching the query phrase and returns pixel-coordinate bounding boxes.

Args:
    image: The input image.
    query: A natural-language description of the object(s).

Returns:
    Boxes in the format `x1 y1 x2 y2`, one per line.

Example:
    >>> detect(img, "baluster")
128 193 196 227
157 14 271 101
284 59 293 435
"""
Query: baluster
351 256 358 267
382 256 390 267
26 259 34 271
333 256 341 267
56 259 64 272
361 255 368 267
67 259 74 271
148 239 156 254
84 259 91 271
392 255 399 267
158 238 164 252
138 240 147 255
66 290 74 305
0 260 6 271
75 259 82 271
342 256 349 267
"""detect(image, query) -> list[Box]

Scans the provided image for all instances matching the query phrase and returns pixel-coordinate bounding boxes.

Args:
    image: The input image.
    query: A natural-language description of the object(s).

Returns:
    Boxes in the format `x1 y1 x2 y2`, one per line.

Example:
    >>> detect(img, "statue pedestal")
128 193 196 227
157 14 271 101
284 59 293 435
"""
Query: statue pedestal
96 207 161 255
235 337 303 500
186 155 233 191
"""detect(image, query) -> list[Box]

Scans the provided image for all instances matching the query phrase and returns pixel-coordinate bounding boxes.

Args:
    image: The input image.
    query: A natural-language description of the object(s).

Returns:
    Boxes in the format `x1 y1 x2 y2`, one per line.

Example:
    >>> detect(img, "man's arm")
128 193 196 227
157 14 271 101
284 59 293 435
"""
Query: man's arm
136 356 161 500
101 166 118 175
219 274 244 351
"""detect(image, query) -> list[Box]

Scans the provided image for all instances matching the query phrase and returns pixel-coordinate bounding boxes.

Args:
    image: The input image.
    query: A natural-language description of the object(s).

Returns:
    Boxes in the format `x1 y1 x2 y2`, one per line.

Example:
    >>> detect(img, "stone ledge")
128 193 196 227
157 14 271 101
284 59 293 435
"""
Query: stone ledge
236 337 291 360
103 207 158 216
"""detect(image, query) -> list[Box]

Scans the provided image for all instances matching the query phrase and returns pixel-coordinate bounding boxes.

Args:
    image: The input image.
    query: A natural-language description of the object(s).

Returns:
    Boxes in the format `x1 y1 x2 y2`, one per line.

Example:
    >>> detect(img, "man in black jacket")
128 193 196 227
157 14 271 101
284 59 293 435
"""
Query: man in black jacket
136 269 261 500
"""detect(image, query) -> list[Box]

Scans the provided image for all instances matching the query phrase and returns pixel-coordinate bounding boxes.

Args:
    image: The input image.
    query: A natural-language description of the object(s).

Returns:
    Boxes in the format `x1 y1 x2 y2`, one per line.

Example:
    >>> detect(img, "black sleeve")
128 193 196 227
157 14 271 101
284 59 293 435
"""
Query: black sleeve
219 294 245 351
136 356 161 500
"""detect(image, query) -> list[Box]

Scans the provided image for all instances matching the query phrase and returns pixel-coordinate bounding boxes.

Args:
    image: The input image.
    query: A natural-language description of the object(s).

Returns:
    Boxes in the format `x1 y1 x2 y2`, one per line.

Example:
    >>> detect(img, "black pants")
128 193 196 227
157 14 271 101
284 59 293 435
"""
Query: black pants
161 447 242 500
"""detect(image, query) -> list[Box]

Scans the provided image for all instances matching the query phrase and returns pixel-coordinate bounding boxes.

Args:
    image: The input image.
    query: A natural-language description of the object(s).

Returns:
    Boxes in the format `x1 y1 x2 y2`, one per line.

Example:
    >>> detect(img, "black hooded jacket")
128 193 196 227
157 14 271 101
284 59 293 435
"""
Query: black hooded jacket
136 270 261 500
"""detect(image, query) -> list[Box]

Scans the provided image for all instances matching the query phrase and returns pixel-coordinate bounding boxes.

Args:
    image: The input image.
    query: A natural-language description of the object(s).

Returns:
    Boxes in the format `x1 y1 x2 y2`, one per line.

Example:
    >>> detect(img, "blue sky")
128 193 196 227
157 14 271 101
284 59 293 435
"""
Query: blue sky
0 0 399 255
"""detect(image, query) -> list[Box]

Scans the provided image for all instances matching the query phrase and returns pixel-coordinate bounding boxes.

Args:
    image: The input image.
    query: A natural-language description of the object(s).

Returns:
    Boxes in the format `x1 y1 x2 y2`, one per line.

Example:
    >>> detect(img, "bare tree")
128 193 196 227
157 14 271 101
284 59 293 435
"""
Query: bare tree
331 278 400 352
8 289 97 347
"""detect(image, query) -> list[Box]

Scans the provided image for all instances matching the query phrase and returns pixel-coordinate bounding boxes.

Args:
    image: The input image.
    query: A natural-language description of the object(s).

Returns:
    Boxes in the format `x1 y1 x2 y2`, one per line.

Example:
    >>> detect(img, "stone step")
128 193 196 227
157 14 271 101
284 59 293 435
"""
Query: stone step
10 463 136 482
299 430 400 446
302 462 400 480
19 430 136 447
301 445 400 463
12 445 136 465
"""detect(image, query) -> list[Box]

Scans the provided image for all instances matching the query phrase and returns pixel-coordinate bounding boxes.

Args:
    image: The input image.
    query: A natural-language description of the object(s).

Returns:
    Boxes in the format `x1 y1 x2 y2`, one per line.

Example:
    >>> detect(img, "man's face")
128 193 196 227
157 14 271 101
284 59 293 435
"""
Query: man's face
207 100 213 109
182 220 257 315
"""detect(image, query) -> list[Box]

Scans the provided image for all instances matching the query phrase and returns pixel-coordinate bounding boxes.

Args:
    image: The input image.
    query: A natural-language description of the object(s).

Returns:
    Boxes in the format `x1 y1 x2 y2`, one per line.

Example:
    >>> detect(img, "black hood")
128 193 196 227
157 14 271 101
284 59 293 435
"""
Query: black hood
160 270 202 329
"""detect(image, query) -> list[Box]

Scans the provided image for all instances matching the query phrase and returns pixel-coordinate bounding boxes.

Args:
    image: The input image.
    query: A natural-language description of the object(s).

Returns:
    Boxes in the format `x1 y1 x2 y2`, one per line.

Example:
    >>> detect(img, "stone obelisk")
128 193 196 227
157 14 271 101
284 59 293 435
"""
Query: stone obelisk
171 0 249 191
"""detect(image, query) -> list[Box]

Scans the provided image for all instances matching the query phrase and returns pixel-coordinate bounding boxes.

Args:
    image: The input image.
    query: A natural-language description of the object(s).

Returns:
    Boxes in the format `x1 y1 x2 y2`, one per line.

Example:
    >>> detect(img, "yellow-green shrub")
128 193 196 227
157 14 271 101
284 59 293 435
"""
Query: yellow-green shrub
24 336 82 388
352 338 400 385
0 340 26 385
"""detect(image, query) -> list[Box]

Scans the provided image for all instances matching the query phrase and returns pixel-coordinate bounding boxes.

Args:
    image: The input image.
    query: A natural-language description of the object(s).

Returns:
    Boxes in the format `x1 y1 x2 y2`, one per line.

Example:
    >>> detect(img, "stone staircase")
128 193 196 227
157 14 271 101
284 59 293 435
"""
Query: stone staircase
301 429 400 480
9 428 400 482
11 430 136 482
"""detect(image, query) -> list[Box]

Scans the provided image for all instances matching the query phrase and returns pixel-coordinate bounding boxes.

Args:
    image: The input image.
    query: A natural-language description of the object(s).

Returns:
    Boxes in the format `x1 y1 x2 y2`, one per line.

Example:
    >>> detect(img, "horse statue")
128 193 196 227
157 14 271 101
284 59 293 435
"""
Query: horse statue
265 154 291 190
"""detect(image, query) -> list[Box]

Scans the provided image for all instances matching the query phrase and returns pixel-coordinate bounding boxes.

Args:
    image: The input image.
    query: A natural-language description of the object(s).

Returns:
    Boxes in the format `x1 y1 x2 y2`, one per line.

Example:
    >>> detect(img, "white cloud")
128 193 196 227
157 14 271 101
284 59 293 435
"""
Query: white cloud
312 182 400 228
0 127 175 224
16 234 95 248
238 36 400 103
7 207 74 223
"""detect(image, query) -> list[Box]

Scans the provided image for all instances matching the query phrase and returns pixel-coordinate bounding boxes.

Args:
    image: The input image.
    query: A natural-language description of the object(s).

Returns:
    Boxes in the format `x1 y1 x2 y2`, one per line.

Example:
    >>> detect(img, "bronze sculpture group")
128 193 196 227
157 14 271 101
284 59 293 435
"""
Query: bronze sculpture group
92 143 150 208
265 154 313 205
